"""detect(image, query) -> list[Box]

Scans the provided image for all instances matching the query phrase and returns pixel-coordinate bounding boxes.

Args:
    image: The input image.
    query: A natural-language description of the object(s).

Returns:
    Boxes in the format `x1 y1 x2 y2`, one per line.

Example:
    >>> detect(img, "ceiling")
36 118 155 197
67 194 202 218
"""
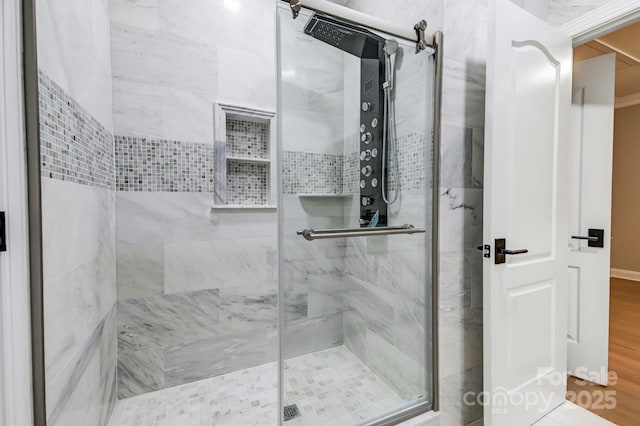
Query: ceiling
574 20 640 98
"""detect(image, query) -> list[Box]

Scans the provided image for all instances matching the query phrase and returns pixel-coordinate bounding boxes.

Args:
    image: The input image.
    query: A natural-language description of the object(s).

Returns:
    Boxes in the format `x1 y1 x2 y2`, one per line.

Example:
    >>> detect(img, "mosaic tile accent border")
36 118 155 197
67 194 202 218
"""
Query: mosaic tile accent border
390 132 428 191
114 137 214 192
226 160 268 205
281 151 343 195
283 133 428 196
226 119 268 159
39 71 115 189
342 152 360 194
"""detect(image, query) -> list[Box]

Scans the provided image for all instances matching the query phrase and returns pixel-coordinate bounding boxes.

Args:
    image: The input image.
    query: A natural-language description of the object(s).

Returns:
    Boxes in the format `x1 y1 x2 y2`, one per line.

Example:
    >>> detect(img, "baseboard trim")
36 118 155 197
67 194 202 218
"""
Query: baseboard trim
610 268 640 282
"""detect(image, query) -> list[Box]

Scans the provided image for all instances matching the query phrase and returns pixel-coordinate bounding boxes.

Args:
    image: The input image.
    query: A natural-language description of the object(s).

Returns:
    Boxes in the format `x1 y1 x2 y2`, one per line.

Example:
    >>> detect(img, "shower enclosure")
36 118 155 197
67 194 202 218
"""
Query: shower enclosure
277 2 440 424
31 0 441 425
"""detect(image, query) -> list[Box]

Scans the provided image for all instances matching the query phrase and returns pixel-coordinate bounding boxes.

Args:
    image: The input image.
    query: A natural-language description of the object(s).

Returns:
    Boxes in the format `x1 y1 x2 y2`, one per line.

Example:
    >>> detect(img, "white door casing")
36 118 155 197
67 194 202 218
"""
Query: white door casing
1 0 35 424
567 54 615 387
484 1 572 425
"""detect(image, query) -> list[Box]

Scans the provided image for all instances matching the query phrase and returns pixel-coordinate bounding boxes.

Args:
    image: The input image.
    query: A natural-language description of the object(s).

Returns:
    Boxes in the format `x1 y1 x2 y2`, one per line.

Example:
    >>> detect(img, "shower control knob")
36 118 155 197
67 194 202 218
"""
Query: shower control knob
361 102 373 112
371 178 378 188
361 132 372 144
361 197 372 206
361 165 372 177
360 180 366 189
360 150 372 161
371 148 378 158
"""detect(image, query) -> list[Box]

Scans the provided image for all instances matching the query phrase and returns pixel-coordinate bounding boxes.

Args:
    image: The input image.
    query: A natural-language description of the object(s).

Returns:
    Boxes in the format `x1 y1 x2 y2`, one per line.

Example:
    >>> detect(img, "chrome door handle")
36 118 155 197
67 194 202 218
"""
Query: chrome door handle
571 228 604 248
495 238 528 264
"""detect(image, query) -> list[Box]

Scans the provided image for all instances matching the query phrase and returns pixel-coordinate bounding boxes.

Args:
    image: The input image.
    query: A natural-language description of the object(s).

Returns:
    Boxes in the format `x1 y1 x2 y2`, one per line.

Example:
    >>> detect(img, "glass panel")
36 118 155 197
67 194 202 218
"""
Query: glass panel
277 5 434 425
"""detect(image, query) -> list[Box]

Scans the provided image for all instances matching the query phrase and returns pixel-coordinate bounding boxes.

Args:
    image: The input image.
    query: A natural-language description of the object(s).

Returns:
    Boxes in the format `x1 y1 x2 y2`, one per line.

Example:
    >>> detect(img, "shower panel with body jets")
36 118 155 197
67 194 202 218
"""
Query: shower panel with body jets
304 13 401 226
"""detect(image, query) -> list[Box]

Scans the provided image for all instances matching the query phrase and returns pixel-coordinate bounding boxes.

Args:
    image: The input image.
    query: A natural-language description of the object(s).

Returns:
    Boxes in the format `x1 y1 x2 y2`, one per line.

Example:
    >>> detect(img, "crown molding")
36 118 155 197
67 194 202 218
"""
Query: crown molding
559 0 640 46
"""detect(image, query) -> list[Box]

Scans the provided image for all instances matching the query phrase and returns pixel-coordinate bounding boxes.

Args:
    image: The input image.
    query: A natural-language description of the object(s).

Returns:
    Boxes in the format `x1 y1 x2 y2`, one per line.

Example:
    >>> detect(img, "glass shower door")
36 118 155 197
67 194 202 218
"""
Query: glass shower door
277 4 435 425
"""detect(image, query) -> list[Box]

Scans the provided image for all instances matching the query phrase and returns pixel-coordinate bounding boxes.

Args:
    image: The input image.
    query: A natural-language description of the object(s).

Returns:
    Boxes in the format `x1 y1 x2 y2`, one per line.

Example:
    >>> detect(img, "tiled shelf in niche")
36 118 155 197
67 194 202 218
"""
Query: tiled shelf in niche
213 102 276 208
298 194 354 198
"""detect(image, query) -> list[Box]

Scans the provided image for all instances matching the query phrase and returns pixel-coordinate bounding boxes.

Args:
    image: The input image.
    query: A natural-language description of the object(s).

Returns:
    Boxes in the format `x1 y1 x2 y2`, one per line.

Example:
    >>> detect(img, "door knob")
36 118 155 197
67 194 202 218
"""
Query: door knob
495 238 528 264
571 228 604 248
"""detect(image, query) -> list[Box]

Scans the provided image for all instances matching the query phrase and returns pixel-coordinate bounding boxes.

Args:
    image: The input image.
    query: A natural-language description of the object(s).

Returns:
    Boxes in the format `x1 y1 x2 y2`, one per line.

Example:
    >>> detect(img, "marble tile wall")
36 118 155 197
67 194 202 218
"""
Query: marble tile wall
35 0 113 131
37 1 117 420
280 194 348 360
109 0 276 143
39 69 117 426
115 191 278 397
110 0 284 398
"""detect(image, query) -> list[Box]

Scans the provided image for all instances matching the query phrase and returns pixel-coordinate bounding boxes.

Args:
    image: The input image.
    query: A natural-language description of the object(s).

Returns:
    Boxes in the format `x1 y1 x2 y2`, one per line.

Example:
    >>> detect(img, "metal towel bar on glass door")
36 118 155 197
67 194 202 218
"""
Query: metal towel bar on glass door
296 224 426 241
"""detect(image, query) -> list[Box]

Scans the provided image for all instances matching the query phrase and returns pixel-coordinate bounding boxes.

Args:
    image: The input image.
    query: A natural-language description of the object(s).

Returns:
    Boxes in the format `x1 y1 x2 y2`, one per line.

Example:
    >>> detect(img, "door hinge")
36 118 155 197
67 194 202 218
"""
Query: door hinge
0 212 6 252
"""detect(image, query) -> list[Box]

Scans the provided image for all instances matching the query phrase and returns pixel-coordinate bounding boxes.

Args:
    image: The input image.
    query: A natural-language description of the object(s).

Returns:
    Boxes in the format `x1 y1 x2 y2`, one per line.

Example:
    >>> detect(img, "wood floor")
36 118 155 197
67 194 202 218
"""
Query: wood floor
566 278 640 426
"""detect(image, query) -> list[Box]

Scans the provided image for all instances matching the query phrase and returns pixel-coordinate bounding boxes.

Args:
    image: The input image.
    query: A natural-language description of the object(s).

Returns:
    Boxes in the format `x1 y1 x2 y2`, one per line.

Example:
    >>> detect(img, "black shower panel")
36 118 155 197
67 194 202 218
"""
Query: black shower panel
304 14 388 227
359 58 387 227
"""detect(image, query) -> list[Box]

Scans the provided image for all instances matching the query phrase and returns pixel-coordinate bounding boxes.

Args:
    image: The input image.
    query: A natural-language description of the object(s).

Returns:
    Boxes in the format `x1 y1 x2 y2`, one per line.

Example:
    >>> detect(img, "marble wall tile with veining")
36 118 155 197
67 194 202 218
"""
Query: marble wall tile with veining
35 0 114 131
163 238 276 294
442 59 486 130
116 192 277 245
217 46 277 111
443 0 488 64
116 243 164 300
439 188 483 252
43 180 116 384
441 125 473 188
46 307 117 426
282 312 344 359
111 22 216 95
471 128 484 189
117 348 165 398
110 0 160 30
218 285 278 330
438 365 483 426
393 42 431 138
117 289 220 352
159 0 274 55
284 288 308 322
42 178 114 282
164 325 278 387
45 253 116 385
112 77 214 144
343 306 369 363
343 0 443 30
365 330 426 400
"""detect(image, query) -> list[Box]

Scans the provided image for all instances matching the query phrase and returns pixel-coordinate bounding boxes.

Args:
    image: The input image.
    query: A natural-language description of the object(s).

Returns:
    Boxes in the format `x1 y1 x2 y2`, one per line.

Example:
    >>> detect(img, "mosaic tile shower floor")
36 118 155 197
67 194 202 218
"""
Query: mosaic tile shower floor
109 346 405 426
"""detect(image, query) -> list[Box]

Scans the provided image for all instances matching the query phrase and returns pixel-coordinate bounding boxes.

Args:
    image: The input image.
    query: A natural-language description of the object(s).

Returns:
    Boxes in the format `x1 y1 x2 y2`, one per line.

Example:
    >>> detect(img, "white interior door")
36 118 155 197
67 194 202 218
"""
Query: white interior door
567 54 615 386
484 1 572 425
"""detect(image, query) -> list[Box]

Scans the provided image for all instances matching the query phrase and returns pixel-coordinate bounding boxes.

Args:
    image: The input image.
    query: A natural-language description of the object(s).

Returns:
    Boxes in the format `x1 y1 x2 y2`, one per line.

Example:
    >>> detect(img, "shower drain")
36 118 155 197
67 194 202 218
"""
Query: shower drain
283 404 301 421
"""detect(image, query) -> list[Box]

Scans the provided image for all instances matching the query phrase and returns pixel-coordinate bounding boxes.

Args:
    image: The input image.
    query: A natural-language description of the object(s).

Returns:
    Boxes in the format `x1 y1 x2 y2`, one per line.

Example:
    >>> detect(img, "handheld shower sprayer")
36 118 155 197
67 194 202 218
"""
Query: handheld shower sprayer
382 38 399 205
383 39 398 91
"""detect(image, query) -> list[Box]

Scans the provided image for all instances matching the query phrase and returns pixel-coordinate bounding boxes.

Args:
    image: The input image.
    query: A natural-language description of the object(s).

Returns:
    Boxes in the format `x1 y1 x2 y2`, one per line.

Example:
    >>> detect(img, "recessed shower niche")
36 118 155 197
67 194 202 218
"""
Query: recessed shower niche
213 103 277 208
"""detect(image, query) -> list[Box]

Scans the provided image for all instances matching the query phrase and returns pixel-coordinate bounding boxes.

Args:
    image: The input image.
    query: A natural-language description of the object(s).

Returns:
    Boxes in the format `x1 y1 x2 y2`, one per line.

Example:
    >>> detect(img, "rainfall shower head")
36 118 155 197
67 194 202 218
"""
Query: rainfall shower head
304 14 384 59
